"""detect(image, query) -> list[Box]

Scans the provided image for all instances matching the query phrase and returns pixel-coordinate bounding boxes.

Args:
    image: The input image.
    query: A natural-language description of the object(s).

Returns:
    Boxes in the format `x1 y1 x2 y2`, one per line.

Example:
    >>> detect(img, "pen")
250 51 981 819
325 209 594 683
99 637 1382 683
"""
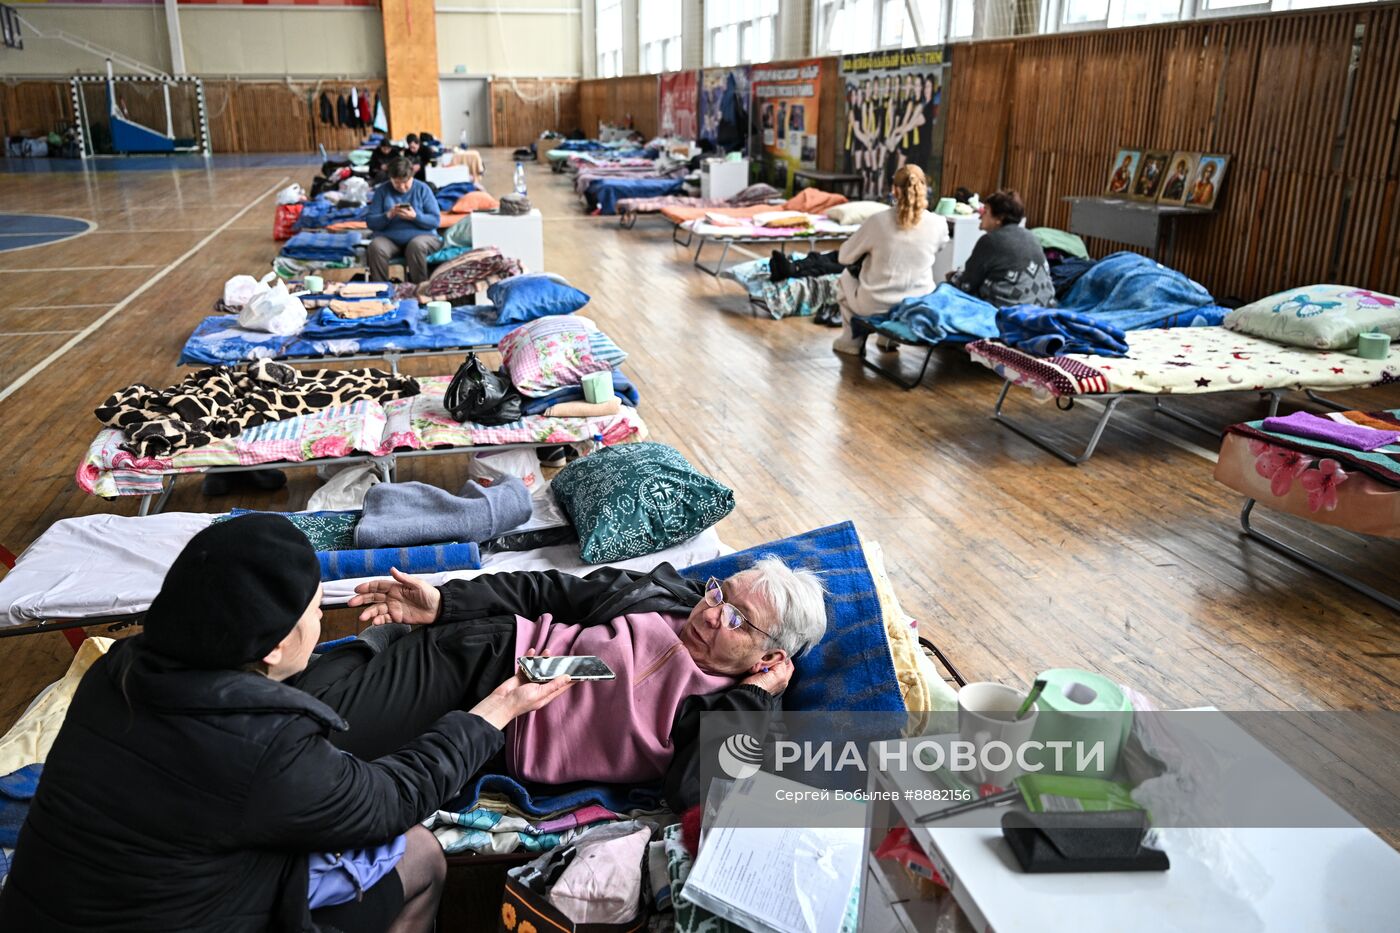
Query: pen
916 787 1020 823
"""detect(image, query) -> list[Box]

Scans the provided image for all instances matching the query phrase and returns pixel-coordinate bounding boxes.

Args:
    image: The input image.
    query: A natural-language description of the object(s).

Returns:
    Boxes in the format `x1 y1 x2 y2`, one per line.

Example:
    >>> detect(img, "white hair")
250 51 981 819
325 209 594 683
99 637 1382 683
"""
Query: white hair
738 556 827 658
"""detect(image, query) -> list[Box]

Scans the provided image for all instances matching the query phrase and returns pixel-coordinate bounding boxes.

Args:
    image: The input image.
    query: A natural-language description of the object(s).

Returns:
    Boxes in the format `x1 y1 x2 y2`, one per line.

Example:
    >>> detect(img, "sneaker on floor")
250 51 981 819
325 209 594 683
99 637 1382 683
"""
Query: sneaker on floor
537 445 569 469
241 468 288 491
201 473 234 497
875 336 900 354
832 336 866 356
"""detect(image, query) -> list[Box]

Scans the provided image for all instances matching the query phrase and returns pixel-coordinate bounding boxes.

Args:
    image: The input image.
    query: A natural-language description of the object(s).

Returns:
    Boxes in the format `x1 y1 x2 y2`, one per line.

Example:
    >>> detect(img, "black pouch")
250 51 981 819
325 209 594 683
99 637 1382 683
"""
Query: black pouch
443 353 522 426
1001 809 1170 873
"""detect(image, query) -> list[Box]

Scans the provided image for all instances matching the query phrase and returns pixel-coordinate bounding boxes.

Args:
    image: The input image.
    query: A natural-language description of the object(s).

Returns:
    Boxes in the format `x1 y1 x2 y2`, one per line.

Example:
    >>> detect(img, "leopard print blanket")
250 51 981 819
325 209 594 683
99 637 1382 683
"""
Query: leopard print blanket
95 359 420 459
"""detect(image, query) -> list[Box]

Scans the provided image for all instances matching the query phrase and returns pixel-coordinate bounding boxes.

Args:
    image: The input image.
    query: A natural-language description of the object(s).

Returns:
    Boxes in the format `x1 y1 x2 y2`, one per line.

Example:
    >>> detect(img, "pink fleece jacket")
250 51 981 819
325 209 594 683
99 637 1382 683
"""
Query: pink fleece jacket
507 612 735 785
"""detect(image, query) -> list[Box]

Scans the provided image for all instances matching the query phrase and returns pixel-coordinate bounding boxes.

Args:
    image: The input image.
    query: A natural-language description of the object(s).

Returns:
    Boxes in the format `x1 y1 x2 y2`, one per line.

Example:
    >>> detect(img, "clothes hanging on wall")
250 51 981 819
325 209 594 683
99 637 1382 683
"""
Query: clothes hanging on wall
358 91 372 128
319 92 333 125
337 94 352 128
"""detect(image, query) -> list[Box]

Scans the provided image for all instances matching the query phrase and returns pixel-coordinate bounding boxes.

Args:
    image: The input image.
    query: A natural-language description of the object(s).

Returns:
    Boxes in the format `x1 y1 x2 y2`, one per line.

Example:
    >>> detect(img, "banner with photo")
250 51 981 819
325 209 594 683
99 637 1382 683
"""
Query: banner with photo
659 70 698 141
840 47 950 201
698 66 752 153
749 60 823 195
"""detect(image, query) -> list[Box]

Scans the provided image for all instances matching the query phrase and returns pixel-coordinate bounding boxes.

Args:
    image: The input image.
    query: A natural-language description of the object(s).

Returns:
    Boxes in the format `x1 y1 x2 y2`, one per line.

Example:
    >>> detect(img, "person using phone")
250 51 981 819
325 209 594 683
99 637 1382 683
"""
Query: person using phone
366 156 441 284
0 515 571 933
325 557 828 811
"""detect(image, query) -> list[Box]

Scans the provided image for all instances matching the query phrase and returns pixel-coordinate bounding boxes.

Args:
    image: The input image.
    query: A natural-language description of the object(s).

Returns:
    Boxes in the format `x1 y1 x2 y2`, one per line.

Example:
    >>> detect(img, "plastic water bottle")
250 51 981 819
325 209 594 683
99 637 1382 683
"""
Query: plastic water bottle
514 162 527 196
459 129 468 148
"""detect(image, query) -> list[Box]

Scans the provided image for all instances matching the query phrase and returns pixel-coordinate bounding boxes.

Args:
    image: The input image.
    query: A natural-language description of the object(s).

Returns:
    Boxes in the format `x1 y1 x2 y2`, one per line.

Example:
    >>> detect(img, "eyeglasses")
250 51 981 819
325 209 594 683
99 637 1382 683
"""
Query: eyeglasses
704 578 774 642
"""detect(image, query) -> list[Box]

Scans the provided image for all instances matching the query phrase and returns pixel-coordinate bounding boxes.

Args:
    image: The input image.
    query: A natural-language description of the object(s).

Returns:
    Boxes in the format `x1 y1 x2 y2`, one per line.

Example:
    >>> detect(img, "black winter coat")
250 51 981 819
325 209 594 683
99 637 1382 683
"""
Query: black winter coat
0 638 503 932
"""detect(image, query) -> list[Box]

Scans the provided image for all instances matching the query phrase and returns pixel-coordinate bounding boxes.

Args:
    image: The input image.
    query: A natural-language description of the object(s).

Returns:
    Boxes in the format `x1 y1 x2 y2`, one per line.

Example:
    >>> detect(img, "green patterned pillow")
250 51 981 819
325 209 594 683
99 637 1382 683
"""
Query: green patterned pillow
552 442 735 563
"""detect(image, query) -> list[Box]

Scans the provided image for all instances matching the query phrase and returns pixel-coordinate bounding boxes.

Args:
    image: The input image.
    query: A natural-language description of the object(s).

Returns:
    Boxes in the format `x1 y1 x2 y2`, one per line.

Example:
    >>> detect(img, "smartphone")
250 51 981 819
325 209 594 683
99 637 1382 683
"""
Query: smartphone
518 655 616 683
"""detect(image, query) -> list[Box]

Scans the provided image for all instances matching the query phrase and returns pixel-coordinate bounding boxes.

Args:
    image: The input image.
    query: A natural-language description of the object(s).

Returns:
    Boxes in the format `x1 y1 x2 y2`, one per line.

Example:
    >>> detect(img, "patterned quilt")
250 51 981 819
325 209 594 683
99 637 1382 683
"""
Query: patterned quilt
1215 408 1400 537
720 257 841 321
967 327 1400 398
684 217 859 239
77 376 648 498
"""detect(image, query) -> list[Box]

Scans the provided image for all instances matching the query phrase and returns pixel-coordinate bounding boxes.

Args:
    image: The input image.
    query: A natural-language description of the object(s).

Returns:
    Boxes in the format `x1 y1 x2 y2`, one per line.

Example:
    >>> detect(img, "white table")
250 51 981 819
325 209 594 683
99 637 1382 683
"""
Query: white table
471 208 544 273
701 158 750 202
425 164 476 187
860 718 1400 933
931 214 984 284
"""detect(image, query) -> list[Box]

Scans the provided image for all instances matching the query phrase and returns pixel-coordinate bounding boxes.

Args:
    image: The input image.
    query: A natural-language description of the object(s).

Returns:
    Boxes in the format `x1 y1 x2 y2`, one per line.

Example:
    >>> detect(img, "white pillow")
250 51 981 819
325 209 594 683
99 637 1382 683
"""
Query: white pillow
826 201 890 225
1223 284 1400 350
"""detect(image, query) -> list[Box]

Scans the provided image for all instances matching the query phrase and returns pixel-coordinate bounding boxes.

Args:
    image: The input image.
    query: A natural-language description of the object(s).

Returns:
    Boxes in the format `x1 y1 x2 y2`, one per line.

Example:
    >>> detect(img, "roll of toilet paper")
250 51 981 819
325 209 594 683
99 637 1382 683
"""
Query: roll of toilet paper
1026 668 1133 779
425 301 452 325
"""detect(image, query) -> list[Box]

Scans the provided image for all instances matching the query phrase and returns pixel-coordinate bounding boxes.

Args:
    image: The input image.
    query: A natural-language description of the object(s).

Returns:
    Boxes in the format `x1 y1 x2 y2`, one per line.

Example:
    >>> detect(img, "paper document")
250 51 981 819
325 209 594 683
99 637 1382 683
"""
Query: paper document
680 772 863 933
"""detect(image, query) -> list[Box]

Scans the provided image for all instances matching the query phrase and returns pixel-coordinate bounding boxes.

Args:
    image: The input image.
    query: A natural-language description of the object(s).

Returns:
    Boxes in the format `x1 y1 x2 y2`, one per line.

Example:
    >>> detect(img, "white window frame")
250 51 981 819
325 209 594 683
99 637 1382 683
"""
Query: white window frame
814 0 953 53
639 0 683 74
706 0 779 67
595 0 623 78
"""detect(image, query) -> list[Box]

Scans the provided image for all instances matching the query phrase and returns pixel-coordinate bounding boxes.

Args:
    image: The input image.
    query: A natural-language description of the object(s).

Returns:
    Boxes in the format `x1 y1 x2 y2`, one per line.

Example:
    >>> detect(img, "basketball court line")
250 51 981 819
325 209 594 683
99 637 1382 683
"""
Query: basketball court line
0 176 290 405
10 304 113 310
0 329 83 337
0 213 96 254
0 265 162 272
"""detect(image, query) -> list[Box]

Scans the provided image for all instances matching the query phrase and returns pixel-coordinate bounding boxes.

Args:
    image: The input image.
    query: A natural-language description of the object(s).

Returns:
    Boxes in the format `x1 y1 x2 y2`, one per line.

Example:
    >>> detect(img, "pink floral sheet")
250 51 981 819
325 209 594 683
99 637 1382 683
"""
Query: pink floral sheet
682 217 859 239
1214 409 1400 538
77 376 648 499
967 327 1400 398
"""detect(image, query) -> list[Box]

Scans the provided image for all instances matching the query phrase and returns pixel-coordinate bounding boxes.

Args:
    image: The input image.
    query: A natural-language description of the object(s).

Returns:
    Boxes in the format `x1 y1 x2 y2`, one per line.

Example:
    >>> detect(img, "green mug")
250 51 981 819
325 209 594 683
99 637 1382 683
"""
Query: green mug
935 197 957 216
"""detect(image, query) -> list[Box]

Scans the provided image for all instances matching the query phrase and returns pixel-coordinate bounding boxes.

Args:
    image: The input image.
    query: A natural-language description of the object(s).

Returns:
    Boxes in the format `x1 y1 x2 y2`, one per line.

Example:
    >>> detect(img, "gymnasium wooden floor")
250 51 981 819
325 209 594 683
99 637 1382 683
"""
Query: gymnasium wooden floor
0 151 1395 764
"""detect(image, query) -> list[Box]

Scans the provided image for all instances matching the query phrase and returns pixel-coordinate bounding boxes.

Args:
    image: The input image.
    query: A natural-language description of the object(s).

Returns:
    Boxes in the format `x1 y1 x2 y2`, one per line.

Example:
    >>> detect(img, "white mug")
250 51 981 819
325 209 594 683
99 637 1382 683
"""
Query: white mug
957 682 1039 787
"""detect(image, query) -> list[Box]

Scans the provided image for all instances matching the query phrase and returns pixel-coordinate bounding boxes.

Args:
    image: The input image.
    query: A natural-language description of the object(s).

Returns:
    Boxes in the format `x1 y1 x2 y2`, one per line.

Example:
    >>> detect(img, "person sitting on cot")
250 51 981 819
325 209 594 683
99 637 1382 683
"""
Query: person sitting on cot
948 189 1055 308
0 515 572 933
366 156 442 285
403 133 432 179
323 556 829 810
368 136 402 184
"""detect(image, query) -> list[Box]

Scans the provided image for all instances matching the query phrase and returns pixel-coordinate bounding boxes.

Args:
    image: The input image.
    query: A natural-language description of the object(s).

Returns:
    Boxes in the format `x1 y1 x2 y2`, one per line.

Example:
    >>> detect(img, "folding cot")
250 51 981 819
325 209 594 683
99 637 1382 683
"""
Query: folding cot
1213 406 1400 612
585 175 687 216
968 326 1400 464
615 183 783 229
76 374 649 516
680 215 859 277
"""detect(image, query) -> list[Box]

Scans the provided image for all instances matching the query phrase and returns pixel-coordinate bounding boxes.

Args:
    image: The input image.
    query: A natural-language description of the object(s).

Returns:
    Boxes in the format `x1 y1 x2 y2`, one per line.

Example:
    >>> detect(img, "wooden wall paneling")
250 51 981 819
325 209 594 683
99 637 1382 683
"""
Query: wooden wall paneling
0 81 73 138
381 0 441 138
202 82 241 155
491 79 581 147
308 81 387 155
578 76 659 139
817 57 840 172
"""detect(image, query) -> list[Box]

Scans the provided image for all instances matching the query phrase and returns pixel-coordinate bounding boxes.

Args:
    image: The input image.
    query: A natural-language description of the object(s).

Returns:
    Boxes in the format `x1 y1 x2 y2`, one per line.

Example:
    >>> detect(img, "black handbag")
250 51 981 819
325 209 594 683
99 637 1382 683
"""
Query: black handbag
443 353 522 426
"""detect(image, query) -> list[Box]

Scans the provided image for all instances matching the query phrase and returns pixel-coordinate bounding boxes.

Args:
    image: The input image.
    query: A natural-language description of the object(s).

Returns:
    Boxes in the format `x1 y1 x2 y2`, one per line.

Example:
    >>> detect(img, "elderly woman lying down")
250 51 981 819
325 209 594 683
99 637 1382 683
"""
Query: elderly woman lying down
334 554 828 806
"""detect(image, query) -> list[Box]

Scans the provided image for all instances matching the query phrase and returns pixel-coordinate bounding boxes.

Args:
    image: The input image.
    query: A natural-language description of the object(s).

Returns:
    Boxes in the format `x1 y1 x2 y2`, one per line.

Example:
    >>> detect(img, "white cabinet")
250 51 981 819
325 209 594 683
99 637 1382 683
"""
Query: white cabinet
471 209 545 273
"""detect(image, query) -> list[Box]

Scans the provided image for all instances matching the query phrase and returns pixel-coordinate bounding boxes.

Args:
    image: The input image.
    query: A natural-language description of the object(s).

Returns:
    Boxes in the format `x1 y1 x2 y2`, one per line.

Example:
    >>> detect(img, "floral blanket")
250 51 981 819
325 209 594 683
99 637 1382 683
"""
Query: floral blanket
968 327 1400 398
77 376 648 498
720 257 841 322
1215 408 1400 538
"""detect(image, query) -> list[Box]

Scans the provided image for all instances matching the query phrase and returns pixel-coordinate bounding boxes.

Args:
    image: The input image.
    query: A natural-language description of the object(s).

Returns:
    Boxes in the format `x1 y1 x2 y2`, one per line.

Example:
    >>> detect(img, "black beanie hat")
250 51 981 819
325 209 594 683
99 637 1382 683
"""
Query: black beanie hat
142 514 321 670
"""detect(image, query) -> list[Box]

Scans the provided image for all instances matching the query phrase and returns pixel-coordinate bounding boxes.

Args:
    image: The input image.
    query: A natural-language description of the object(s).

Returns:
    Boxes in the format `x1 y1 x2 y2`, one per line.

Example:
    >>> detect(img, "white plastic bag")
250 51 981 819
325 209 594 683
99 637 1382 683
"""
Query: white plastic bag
307 462 382 511
468 449 569 531
338 176 370 206
275 183 306 205
222 275 260 311
238 274 307 335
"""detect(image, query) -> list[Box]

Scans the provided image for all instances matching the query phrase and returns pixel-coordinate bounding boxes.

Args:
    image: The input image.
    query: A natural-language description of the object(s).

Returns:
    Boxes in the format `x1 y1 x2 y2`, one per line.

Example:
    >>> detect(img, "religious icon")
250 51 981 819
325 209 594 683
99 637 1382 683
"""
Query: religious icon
1131 150 1170 201
1157 151 1200 206
1105 149 1141 196
1185 153 1229 210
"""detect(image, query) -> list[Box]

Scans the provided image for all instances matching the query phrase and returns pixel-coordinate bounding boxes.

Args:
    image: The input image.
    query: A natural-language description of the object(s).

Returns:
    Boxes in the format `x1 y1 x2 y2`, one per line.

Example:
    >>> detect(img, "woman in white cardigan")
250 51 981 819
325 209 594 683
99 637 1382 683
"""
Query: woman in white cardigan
832 164 949 354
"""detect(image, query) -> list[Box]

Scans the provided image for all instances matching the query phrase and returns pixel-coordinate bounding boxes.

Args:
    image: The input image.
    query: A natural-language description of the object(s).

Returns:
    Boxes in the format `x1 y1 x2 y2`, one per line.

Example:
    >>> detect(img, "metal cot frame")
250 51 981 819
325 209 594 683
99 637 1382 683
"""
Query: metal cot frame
689 229 853 277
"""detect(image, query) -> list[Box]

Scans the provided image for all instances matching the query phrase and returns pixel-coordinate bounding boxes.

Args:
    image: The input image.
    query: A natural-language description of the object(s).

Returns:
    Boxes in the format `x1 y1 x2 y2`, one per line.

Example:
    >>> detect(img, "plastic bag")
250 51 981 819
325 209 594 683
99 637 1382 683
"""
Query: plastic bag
222 275 260 311
273 202 303 241
468 448 569 531
307 462 382 511
275 183 306 205
338 176 370 206
444 354 521 426
239 275 307 335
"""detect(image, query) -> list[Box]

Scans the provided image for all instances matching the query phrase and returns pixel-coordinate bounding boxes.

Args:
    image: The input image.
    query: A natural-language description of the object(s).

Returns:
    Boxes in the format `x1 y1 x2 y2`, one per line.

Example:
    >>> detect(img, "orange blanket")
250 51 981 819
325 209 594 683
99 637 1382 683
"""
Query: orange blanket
659 204 771 224
784 188 849 214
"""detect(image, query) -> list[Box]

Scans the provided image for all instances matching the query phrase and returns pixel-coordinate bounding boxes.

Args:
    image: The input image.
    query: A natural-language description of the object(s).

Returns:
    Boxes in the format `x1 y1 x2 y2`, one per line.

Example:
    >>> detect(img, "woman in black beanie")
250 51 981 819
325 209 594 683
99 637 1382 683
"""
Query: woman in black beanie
0 514 571 933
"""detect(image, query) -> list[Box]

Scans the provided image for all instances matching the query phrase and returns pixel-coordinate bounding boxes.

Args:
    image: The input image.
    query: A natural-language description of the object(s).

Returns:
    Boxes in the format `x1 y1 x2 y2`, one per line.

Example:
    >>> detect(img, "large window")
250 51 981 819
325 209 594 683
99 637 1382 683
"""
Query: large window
640 0 683 74
706 0 779 67
595 0 622 78
816 0 949 52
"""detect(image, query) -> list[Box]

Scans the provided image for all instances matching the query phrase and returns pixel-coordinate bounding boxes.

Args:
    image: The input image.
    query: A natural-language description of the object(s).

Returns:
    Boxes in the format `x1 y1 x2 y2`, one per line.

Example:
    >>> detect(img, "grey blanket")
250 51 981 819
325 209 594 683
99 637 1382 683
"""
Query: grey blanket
354 476 532 548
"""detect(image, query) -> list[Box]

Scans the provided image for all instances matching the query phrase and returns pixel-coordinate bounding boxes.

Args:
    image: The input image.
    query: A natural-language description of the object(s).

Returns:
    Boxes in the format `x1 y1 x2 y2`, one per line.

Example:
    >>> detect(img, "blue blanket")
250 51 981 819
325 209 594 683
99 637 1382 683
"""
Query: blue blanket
179 306 519 365
558 140 606 152
296 199 368 231
997 306 1130 357
302 299 418 340
684 520 905 713
320 543 481 582
434 182 477 213
1052 251 1226 330
281 231 362 262
589 177 685 215
0 764 41 848
519 369 640 414
868 284 999 344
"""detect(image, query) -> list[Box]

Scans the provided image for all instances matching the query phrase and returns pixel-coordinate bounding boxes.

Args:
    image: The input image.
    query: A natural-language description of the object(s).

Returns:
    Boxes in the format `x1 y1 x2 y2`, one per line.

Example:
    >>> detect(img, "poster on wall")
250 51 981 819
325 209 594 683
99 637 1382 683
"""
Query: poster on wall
659 71 698 141
749 60 823 195
698 66 751 153
840 47 949 201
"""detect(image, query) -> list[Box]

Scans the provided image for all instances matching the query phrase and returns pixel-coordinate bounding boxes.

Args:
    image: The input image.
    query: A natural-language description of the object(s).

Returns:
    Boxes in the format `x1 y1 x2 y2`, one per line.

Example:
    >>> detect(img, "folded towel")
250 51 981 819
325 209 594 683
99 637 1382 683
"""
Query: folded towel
328 299 393 319
1261 410 1400 452
354 476 532 548
319 543 482 581
543 397 622 418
